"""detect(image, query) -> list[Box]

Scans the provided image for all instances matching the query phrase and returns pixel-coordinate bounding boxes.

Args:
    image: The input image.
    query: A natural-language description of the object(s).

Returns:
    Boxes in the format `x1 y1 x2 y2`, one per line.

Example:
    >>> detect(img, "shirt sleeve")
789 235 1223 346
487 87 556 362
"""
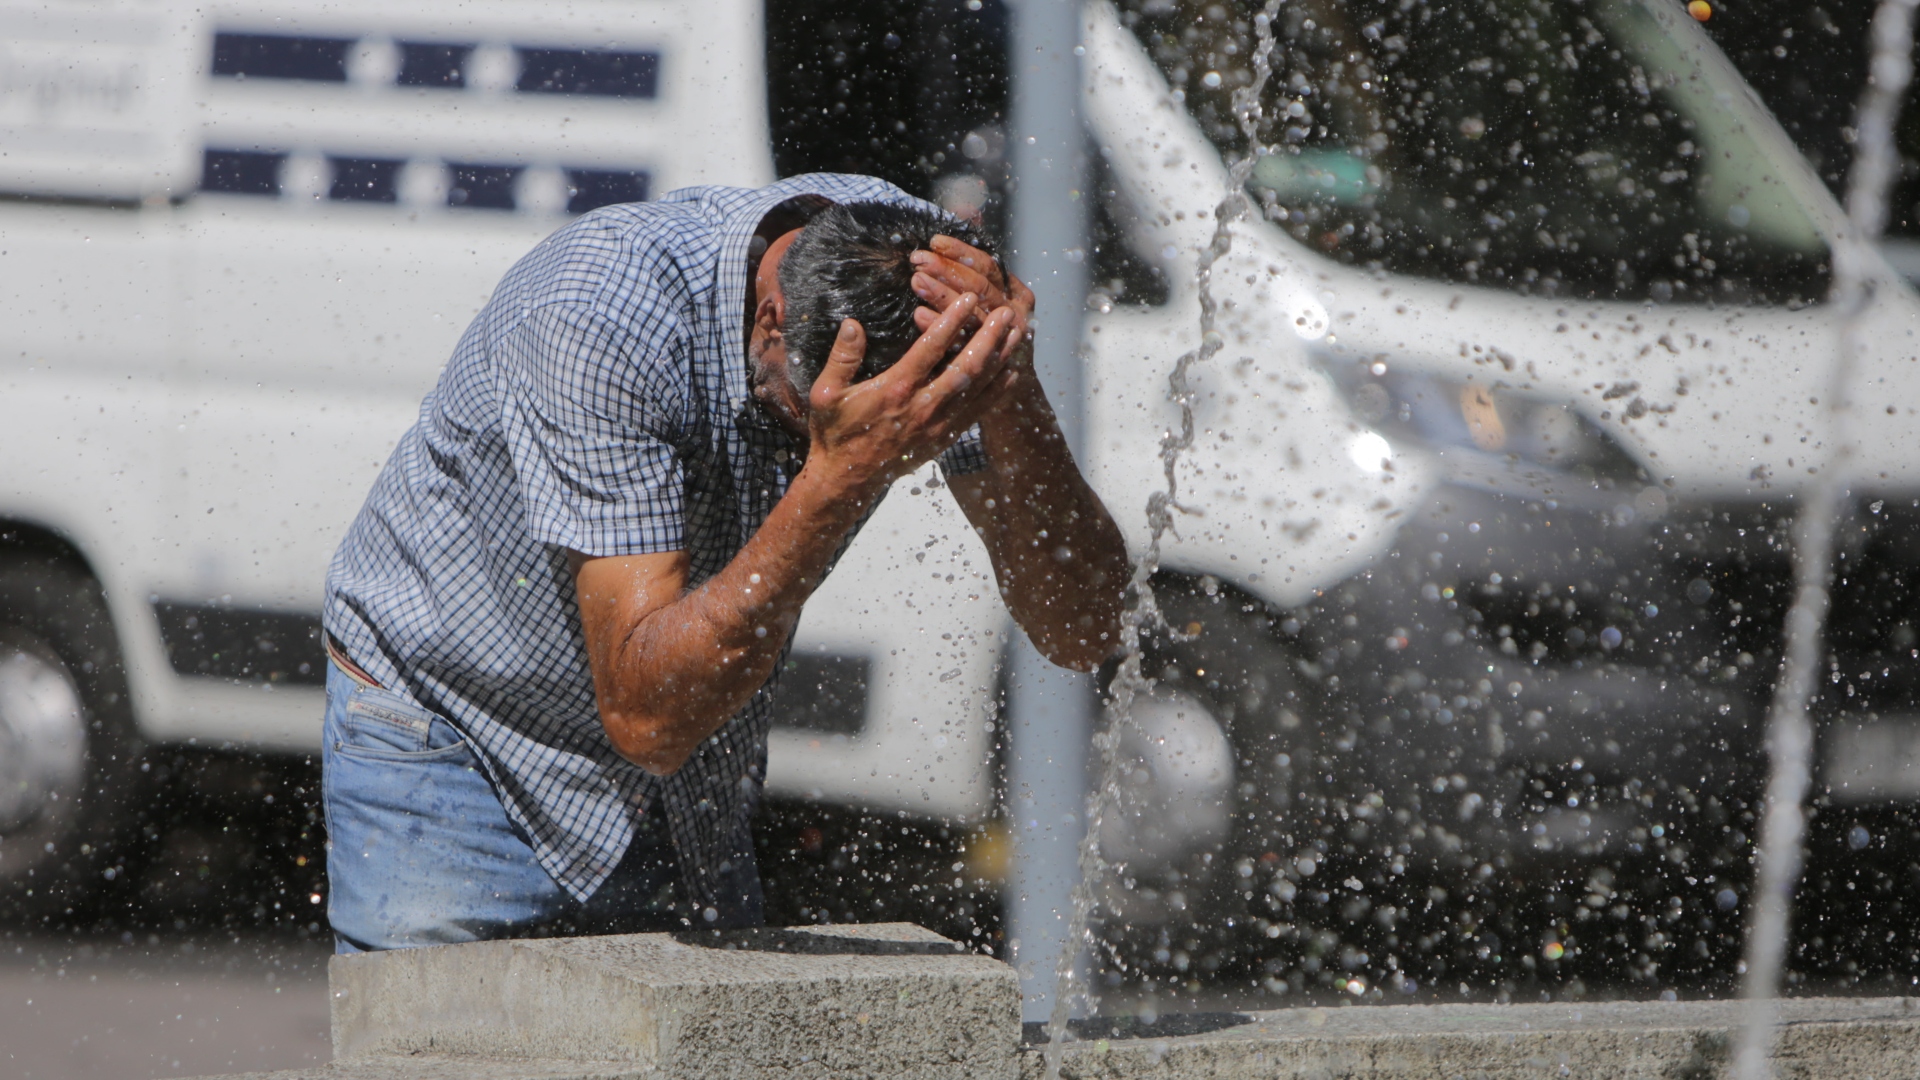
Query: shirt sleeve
494 301 692 557
936 424 988 477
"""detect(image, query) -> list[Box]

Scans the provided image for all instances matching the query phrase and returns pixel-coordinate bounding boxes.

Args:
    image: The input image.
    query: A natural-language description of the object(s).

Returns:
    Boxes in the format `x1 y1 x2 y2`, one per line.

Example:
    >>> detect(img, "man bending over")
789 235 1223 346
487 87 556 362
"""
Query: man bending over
320 174 1128 950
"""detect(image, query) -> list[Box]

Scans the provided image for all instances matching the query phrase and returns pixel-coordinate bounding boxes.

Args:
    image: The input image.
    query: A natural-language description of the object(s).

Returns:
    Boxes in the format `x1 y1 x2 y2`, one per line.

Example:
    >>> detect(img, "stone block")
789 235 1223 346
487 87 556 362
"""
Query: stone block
1018 996 1920 1079
328 922 1019 1080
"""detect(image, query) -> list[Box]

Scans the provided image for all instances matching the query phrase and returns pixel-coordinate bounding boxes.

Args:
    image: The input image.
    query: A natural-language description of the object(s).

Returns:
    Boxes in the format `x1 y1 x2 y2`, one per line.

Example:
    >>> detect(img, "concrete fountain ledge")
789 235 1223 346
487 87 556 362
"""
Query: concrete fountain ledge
1017 996 1920 1079
327 922 1019 1080
198 924 1920 1080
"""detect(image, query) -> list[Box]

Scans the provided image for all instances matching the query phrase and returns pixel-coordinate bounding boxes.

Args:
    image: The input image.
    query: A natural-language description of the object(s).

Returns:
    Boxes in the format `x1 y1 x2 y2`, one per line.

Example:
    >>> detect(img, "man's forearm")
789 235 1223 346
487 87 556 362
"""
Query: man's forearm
963 386 1129 670
586 467 873 773
906 237 1128 668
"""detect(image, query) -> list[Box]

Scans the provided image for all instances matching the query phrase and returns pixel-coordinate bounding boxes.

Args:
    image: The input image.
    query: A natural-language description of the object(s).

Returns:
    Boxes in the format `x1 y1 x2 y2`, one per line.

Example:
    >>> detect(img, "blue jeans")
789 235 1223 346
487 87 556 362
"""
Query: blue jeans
321 662 689 953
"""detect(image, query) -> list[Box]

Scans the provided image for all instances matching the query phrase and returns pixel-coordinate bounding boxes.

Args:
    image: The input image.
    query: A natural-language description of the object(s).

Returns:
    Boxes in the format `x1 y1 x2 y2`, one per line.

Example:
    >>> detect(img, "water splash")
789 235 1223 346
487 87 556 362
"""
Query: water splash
1732 1 1918 1076
1040 4 1283 1076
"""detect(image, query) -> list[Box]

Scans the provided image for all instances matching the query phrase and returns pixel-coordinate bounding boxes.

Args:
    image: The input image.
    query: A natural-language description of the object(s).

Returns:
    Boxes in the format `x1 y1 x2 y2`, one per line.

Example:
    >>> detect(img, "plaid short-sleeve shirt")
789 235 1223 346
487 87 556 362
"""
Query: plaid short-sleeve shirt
323 174 984 909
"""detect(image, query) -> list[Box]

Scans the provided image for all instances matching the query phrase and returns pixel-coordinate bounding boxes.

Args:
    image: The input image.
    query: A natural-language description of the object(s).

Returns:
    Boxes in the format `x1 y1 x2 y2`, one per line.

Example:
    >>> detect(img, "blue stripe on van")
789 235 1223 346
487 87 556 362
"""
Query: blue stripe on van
212 33 352 82
201 150 285 195
397 42 474 88
516 48 659 98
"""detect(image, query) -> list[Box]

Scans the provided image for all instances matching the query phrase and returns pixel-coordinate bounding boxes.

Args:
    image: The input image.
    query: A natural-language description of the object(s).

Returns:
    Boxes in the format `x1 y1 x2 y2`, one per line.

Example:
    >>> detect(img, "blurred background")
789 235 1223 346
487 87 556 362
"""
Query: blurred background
5 0 1920 1074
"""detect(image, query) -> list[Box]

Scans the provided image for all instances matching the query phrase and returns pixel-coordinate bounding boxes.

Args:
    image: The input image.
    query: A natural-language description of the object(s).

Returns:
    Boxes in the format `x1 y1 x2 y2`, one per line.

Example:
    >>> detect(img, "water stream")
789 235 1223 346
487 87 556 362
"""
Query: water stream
1040 4 1284 1075
1731 0 1919 1076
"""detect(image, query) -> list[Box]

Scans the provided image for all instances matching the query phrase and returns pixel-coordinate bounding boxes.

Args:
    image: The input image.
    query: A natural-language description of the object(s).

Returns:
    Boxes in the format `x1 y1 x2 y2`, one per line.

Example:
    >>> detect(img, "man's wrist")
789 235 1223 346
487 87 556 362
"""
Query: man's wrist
977 378 1060 454
789 455 885 523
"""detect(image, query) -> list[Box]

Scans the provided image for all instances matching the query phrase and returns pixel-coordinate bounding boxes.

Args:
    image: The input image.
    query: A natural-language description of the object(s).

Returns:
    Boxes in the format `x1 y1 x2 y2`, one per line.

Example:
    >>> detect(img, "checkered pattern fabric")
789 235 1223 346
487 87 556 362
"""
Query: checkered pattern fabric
324 174 983 908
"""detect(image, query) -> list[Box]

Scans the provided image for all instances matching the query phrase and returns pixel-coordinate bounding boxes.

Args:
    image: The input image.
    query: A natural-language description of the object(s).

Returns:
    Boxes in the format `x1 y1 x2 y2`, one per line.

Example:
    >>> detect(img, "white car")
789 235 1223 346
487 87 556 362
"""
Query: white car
0 0 1912 962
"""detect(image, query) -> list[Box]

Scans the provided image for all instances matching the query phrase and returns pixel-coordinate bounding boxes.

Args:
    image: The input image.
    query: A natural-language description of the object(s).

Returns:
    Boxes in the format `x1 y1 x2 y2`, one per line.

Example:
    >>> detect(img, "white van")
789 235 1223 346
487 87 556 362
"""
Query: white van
1074 0 1920 964
1 0 1913 958
0 0 773 909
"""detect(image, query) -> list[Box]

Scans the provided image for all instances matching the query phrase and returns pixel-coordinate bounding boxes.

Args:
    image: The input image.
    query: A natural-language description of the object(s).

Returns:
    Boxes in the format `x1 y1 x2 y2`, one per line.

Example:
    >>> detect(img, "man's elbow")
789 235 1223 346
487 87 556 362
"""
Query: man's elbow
603 713 695 776
1037 638 1120 674
1030 618 1123 673
1022 602 1124 673
624 746 695 777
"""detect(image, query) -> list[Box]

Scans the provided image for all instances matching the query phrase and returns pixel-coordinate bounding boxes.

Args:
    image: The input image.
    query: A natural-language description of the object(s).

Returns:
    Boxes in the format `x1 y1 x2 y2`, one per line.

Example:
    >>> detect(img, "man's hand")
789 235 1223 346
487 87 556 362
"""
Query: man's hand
803 293 1019 500
909 235 1035 368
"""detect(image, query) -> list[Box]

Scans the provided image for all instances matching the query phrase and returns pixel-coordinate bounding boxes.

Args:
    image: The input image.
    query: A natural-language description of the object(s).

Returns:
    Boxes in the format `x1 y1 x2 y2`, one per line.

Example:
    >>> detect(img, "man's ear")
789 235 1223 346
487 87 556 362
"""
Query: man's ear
756 291 784 336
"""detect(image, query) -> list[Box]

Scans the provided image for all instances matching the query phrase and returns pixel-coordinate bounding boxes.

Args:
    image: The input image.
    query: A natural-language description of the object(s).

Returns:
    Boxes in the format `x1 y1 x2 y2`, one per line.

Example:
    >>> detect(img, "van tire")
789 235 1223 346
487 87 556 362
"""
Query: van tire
1129 577 1318 960
0 554 145 923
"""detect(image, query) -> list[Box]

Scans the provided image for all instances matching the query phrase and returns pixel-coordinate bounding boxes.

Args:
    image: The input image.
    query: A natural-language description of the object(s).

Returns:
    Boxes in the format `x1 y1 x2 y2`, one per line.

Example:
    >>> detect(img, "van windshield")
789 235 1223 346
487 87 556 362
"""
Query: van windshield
1123 0 1831 305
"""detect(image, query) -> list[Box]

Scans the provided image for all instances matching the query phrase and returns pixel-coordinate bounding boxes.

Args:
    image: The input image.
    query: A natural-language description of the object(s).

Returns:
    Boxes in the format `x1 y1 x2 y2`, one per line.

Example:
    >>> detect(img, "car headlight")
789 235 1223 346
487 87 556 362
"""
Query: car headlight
1324 358 1644 487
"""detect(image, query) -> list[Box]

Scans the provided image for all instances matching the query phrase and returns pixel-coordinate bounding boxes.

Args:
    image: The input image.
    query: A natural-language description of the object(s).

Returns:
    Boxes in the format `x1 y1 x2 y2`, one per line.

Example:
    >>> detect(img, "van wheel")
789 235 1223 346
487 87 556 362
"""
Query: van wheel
1105 576 1317 966
0 556 144 921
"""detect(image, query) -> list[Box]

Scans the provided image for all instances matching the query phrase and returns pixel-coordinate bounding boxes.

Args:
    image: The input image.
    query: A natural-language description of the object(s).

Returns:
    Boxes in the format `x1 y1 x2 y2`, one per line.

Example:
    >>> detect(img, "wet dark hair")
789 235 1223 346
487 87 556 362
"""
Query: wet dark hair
777 201 994 390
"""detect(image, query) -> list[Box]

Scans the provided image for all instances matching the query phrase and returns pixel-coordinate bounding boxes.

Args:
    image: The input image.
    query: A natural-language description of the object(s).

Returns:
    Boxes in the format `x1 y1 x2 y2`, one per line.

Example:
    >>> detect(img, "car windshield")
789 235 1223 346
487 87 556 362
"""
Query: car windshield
1123 0 1832 305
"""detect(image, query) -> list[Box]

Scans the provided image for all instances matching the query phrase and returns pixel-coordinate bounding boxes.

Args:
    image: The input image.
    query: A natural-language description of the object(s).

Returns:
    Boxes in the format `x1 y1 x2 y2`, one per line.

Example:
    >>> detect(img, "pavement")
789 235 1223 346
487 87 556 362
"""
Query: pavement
0 931 332 1080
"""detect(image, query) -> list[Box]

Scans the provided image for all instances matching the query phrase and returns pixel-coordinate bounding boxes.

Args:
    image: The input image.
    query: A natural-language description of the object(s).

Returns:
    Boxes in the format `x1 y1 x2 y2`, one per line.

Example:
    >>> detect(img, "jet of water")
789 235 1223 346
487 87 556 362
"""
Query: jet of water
1733 1 1918 1077
1041 4 1283 1077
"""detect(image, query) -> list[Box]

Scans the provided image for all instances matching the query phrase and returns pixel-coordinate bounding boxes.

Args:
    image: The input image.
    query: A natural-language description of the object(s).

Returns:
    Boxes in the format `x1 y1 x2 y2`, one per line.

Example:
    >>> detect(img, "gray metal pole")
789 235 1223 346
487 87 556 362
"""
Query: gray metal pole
1004 0 1092 1025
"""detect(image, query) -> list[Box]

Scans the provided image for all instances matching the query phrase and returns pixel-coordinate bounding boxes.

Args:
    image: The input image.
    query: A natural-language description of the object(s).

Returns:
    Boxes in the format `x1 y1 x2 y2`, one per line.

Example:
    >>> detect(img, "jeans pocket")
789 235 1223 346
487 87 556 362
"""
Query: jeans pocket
334 685 472 762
